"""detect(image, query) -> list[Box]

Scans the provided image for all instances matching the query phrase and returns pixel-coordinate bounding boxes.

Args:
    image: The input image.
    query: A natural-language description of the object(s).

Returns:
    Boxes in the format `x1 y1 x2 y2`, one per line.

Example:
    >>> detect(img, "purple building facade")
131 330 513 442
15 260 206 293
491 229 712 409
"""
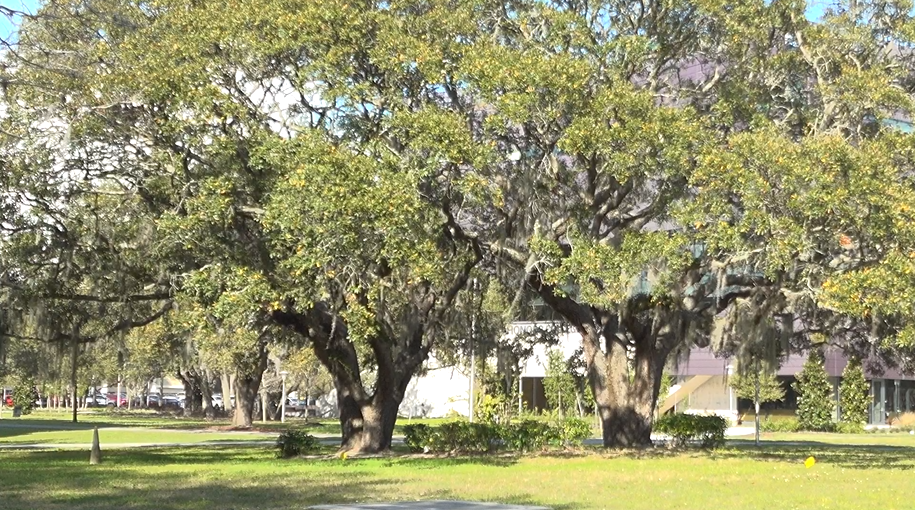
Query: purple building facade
674 347 915 425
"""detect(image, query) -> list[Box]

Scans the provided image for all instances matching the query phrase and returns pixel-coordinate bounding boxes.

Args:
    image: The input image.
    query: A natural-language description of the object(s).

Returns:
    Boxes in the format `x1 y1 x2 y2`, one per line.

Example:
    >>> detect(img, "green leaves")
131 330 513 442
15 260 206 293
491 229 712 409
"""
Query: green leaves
793 351 836 432
839 358 870 425
728 369 786 404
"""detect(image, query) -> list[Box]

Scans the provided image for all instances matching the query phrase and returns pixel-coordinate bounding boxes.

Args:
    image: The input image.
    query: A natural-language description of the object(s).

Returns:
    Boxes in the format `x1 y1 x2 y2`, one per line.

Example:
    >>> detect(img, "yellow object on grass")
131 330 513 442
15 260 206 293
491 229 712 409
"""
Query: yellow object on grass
804 456 816 468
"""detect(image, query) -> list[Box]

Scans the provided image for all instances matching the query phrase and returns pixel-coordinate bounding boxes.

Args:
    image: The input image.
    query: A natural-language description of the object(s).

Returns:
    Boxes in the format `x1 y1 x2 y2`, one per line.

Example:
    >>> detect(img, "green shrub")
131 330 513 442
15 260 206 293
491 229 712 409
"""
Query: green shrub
555 417 592 446
503 419 558 451
11 379 36 415
793 351 836 431
275 429 319 458
475 393 507 424
543 350 578 416
410 421 501 453
402 423 434 453
654 413 727 448
407 418 588 454
839 358 869 426
835 421 864 434
760 417 800 433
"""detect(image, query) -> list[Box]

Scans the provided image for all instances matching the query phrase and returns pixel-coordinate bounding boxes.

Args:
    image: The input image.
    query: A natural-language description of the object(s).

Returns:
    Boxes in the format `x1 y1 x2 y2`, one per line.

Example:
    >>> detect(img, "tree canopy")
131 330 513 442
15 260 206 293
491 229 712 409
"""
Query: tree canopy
3 0 915 450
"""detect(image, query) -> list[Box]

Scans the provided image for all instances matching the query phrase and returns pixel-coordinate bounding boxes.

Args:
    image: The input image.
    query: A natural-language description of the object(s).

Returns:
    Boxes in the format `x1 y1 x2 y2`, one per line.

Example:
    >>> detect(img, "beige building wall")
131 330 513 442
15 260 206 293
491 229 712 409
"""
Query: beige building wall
682 375 736 418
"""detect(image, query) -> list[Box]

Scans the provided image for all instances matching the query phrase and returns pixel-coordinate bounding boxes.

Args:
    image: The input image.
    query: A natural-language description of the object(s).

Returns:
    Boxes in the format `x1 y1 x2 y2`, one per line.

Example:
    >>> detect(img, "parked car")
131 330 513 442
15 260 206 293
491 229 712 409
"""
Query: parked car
106 393 128 407
211 393 224 410
162 396 181 409
83 393 107 407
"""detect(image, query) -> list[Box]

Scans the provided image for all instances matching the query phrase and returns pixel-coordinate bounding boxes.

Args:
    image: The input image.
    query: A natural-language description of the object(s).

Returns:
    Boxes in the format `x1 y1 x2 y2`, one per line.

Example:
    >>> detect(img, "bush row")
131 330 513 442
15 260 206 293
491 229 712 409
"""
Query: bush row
757 417 868 434
653 414 727 448
403 418 592 454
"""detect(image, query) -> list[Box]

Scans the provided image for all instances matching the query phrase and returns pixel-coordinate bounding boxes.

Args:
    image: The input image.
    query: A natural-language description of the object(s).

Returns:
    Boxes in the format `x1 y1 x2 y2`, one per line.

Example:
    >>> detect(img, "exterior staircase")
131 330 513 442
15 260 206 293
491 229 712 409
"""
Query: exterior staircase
657 375 713 414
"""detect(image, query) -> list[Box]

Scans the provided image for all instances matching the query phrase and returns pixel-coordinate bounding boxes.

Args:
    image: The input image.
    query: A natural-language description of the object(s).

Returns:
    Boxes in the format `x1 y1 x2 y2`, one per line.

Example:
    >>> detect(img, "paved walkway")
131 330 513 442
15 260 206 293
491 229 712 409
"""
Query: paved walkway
312 502 549 510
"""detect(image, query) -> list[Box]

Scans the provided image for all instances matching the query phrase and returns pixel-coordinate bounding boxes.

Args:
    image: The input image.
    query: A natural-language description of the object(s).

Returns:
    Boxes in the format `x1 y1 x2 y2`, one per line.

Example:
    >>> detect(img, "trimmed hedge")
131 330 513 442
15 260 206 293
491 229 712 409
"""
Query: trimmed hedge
403 417 592 454
654 413 727 448
759 417 801 433
402 424 435 452
275 429 320 458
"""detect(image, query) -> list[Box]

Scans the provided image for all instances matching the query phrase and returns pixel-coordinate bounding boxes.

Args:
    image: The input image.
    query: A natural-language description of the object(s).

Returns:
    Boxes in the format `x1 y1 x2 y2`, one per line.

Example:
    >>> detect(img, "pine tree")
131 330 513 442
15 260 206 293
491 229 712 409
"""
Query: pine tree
793 351 836 431
839 358 870 426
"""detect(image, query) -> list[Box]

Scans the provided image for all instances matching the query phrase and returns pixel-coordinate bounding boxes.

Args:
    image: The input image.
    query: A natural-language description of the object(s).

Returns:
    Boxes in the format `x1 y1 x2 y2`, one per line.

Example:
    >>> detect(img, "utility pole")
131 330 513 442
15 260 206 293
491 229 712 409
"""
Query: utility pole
755 357 761 447
469 278 477 423
280 371 288 423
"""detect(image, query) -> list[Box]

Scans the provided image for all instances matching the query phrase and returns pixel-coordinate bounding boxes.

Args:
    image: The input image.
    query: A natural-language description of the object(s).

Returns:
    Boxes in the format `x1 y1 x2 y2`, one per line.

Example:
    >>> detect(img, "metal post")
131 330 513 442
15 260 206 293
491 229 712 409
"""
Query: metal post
280 371 288 423
469 278 477 422
755 357 761 447
469 321 476 420
469 341 475 422
726 364 734 417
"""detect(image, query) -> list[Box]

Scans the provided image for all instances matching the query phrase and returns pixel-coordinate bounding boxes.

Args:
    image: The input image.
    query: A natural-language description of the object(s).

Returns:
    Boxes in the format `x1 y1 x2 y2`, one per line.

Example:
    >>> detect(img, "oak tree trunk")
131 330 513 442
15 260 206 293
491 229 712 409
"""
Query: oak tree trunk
220 373 234 412
340 396 400 452
201 370 216 420
231 336 269 427
272 302 441 454
336 383 402 453
180 373 203 417
531 277 679 448
233 375 260 428
589 329 673 447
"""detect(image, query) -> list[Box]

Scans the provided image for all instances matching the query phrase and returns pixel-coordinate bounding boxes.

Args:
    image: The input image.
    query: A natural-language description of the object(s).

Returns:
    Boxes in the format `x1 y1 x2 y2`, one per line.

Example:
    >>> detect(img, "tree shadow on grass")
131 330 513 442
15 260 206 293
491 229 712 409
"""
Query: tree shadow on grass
492 495 577 510
0 448 568 510
6 472 402 510
707 441 915 471
0 417 207 436
556 441 915 471
1 449 398 510
378 455 520 469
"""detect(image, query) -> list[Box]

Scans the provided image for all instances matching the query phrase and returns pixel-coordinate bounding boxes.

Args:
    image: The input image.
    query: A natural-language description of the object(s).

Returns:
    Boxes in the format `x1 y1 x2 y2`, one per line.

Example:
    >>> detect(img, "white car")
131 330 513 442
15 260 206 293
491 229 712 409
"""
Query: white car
211 394 224 410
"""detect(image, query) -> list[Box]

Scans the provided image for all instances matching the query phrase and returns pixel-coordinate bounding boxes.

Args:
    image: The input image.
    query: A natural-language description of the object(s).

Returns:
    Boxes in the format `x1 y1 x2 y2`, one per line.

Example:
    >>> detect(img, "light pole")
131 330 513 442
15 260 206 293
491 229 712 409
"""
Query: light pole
468 278 478 423
280 371 289 423
754 357 761 447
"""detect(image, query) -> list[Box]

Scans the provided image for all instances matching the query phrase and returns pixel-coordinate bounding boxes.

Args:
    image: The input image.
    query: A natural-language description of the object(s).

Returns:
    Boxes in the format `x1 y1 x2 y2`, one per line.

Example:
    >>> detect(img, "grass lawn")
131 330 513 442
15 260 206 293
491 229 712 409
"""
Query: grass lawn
1 410 458 436
1 440 914 510
0 412 461 446
0 428 277 445
752 430 915 446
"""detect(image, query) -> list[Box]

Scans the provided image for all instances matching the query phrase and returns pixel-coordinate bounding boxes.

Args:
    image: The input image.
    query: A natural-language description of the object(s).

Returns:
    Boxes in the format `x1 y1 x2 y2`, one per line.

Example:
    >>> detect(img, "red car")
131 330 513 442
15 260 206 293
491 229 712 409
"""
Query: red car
3 389 13 407
106 393 128 407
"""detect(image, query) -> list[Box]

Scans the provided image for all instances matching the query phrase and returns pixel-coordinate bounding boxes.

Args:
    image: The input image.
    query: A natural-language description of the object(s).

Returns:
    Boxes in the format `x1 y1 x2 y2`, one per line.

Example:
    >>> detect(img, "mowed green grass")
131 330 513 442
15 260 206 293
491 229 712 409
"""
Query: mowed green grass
6 410 453 436
0 428 276 445
0 413 457 445
748 431 915 447
1 443 914 510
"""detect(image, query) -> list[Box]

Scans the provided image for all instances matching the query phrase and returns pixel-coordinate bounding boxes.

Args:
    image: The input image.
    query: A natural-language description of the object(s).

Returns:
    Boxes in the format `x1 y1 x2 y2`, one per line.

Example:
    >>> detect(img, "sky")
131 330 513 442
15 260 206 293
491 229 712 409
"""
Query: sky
1 0 38 42
0 0 841 42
